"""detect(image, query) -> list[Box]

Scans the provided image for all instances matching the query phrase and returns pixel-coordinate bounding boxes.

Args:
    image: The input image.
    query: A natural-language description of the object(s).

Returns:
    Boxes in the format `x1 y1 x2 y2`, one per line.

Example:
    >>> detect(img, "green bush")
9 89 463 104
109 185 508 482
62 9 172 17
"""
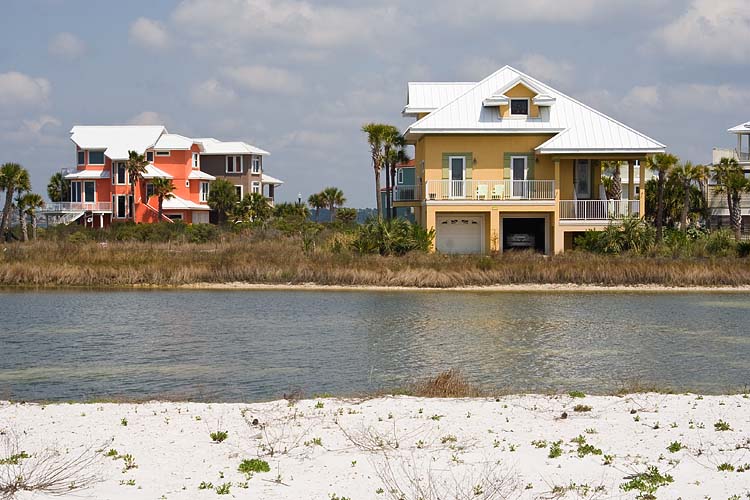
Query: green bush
737 241 750 258
574 217 654 255
351 218 434 256
704 229 734 256
238 458 270 474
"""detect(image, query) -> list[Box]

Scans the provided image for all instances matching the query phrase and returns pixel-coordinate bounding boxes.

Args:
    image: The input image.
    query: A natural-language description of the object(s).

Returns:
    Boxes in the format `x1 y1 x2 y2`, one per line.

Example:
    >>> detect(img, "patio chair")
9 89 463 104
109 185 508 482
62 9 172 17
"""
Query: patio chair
491 184 505 200
476 184 488 200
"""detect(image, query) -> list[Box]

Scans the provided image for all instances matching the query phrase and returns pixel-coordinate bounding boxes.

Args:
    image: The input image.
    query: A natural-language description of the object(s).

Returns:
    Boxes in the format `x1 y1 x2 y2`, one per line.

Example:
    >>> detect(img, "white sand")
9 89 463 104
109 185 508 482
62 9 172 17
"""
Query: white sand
2 394 749 499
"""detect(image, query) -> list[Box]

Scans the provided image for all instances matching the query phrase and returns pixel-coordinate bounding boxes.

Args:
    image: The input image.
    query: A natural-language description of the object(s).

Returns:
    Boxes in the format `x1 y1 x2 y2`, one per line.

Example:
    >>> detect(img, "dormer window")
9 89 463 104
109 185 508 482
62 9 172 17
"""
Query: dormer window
77 150 85 165
146 151 154 162
510 99 529 116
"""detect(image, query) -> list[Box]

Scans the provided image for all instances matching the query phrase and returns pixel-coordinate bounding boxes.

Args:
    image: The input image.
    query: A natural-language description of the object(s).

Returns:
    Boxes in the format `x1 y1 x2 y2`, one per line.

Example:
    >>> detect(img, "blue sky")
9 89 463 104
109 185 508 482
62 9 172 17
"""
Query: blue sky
2 0 749 207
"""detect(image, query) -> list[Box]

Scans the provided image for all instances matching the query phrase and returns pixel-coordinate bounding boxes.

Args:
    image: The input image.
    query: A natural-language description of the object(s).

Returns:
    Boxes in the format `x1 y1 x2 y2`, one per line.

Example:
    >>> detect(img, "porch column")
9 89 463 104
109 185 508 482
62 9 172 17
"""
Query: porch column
638 160 646 219
426 206 437 252
490 208 500 253
627 160 635 200
99 214 104 228
553 160 564 254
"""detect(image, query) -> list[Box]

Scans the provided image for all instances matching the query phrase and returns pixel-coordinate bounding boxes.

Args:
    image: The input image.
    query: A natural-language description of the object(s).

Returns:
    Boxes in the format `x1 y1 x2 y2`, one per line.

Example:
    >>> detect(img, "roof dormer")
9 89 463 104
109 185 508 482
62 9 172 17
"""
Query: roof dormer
481 76 555 120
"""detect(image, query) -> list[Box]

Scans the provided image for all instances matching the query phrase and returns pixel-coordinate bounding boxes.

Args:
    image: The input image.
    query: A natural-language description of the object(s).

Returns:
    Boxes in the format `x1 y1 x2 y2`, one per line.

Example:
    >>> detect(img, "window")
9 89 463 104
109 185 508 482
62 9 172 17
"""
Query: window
397 169 404 184
251 181 261 194
146 183 155 200
226 155 243 173
71 182 81 203
510 98 529 116
113 162 127 185
166 214 182 221
115 195 127 218
251 156 261 174
575 159 591 199
200 181 209 202
185 180 190 188
88 150 105 165
146 151 154 162
77 150 85 165
234 185 243 200
83 181 95 202
193 152 200 169
155 151 170 157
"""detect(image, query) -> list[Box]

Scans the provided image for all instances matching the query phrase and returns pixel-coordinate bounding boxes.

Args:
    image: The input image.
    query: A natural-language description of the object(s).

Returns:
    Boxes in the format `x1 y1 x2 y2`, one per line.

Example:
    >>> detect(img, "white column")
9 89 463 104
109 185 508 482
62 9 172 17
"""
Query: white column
100 214 104 228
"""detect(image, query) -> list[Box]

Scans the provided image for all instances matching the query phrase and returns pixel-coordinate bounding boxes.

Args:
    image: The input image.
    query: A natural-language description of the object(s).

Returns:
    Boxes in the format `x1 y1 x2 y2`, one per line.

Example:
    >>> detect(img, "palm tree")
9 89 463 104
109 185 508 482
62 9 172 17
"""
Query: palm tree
670 161 700 232
380 125 401 220
125 150 149 220
644 153 679 242
601 160 622 200
0 163 31 234
713 157 750 240
149 177 176 221
362 123 388 218
321 187 346 222
47 172 70 202
693 164 712 229
231 192 272 224
307 192 325 222
20 193 44 240
207 178 238 224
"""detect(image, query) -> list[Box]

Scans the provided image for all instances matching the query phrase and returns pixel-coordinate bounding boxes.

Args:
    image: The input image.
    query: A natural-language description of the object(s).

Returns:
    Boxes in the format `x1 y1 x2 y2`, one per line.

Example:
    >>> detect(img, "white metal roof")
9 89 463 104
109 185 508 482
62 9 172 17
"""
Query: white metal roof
261 173 284 186
70 126 166 161
405 66 666 154
187 170 216 180
196 138 270 156
162 195 211 211
403 82 475 116
728 122 750 134
142 163 173 179
153 133 196 150
64 169 110 180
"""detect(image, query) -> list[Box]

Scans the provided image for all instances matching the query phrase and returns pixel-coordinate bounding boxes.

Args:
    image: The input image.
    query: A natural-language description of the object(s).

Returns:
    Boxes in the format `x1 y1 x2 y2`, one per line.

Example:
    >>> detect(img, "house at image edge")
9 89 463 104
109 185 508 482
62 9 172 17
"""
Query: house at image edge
396 65 667 254
711 121 750 234
43 126 283 226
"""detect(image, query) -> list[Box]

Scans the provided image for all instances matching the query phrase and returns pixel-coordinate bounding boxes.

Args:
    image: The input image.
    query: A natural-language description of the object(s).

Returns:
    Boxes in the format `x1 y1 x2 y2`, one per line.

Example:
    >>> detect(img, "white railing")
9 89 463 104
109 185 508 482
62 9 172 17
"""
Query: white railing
392 185 421 201
425 180 554 201
42 202 113 213
559 199 640 220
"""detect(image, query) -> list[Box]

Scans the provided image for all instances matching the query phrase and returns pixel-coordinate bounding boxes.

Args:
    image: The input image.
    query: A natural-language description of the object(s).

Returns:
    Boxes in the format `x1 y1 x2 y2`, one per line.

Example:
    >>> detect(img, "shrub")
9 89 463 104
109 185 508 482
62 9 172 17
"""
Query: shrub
717 463 735 472
350 218 434 256
210 431 228 443
407 369 481 398
215 482 231 494
568 391 586 398
238 459 270 474
666 441 683 453
704 229 734 256
620 466 674 498
573 404 592 412
737 241 750 258
548 440 563 458
714 420 731 431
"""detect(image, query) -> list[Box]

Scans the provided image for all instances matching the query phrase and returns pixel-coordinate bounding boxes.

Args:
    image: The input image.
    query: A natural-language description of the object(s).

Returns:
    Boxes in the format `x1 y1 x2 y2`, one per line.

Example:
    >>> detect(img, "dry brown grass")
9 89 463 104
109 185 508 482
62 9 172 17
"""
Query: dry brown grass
406 370 484 398
1 238 750 288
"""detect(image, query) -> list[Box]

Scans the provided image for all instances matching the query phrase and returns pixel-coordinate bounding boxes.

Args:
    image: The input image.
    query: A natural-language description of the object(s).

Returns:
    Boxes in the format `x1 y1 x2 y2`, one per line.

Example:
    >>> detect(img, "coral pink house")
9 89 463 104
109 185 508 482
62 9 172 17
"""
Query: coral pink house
46 126 278 227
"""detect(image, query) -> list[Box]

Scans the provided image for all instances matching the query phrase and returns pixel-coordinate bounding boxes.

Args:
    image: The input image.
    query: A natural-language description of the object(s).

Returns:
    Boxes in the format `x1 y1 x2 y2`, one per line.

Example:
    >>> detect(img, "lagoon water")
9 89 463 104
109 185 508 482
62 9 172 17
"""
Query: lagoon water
1 290 749 401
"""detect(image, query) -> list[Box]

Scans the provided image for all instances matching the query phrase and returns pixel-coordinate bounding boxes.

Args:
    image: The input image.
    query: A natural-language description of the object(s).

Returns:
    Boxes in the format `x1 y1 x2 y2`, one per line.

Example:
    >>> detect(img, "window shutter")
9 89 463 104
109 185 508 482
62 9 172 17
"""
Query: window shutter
527 154 535 180
442 154 449 180
503 153 511 180
464 153 473 180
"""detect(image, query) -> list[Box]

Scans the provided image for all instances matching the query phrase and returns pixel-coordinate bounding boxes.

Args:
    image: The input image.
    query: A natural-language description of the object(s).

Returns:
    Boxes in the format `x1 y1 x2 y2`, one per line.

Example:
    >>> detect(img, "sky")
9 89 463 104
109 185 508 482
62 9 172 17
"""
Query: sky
1 0 749 208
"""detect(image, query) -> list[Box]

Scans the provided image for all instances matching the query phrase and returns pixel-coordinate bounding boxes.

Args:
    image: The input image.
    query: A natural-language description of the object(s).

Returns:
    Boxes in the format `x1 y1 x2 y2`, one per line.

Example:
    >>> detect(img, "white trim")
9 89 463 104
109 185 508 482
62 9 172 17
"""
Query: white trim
70 181 82 203
426 200 555 206
83 180 96 203
509 98 530 116
192 152 200 169
226 155 243 173
146 150 154 162
200 181 209 202
251 156 261 174
251 180 261 194
234 184 243 200
87 150 106 165
500 213 551 256
112 162 128 185
509 155 528 198
77 150 86 166
155 150 171 157
575 159 592 199
448 156 466 199
435 213 485 254
397 169 404 184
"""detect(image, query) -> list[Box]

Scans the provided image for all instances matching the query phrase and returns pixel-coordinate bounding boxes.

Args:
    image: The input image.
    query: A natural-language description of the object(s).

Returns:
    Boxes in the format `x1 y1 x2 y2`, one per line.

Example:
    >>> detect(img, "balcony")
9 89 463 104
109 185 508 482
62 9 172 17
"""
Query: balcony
425 180 555 202
42 202 113 213
559 199 639 221
392 184 421 202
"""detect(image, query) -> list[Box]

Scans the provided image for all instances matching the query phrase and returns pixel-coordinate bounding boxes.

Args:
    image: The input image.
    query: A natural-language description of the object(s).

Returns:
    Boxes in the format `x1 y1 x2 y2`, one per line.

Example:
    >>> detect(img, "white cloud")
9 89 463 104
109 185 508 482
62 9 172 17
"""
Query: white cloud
622 85 660 109
655 0 750 63
128 111 168 126
459 57 503 81
0 72 51 108
223 65 302 95
129 17 170 50
668 83 750 112
515 54 574 88
190 79 237 108
275 130 339 150
48 32 86 59
1 115 63 145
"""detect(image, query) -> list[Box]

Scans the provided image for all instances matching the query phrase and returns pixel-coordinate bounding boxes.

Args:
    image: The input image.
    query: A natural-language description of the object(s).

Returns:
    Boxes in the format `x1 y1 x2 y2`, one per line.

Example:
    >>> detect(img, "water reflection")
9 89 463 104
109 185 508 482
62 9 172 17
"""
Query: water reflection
0 290 749 401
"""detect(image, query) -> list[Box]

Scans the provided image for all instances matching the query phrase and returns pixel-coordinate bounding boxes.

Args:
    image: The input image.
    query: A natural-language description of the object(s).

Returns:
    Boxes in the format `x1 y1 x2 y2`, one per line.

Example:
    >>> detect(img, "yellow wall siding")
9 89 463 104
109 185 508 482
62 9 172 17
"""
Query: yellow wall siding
499 84 540 118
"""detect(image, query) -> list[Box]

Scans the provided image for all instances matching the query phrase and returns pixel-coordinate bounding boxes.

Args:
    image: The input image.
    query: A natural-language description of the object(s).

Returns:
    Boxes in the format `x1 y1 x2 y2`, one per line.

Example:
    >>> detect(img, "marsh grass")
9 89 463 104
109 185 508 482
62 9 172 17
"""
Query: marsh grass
2 239 750 288
405 370 483 398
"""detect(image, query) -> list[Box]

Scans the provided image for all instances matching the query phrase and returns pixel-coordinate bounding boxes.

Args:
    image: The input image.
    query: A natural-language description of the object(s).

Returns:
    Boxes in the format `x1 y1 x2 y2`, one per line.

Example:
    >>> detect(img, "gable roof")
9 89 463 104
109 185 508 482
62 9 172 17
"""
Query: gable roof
153 133 196 150
70 126 166 161
403 82 476 116
729 122 750 134
405 66 666 154
195 138 270 156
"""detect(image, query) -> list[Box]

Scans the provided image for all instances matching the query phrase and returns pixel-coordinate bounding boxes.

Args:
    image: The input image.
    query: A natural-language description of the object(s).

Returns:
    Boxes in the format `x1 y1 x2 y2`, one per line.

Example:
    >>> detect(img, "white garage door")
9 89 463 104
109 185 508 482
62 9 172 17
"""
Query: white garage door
192 211 209 224
436 215 484 254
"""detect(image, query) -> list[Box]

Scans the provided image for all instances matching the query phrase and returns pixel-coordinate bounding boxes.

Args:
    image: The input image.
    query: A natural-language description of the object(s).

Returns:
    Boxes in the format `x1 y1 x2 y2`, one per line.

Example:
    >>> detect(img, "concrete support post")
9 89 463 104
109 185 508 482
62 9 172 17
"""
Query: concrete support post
553 160 564 254
627 160 635 201
426 206 436 252
490 208 500 253
638 160 646 219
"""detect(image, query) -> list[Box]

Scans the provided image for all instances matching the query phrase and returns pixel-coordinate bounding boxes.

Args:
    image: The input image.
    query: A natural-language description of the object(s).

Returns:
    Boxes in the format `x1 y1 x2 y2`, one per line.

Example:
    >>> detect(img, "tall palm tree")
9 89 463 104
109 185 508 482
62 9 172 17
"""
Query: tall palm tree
380 125 401 220
693 164 712 229
321 187 346 222
713 157 750 240
0 163 31 234
362 123 388 218
307 192 325 222
670 161 699 232
47 172 70 202
644 153 679 242
20 193 44 240
207 178 238 224
125 150 149 220
149 177 176 221
601 160 622 200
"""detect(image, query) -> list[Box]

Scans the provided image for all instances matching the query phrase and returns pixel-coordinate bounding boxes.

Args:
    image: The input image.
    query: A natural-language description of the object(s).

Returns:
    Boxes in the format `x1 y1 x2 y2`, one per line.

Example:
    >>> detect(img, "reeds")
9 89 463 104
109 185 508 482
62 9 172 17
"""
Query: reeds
1 238 750 287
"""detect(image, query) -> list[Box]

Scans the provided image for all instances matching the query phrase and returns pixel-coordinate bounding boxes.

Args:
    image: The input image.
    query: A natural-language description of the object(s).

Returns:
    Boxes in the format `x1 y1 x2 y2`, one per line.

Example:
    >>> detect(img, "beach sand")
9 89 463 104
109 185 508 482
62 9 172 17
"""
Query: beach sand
2 394 749 499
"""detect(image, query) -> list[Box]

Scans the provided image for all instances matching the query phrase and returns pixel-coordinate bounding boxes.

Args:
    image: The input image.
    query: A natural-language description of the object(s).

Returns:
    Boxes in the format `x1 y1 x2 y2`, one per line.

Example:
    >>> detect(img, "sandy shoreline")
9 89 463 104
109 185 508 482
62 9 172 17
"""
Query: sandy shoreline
177 282 750 293
2 394 749 499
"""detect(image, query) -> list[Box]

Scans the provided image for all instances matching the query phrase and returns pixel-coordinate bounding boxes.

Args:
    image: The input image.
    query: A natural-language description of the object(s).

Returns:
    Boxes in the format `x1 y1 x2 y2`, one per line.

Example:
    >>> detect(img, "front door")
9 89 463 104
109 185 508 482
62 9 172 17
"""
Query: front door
575 160 591 199
511 156 527 197
84 181 95 203
449 156 465 198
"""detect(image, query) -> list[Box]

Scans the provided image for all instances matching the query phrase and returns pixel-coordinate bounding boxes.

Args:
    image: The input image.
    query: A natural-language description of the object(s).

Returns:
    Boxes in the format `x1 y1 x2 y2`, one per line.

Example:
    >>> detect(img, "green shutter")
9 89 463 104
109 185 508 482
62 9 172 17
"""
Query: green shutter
504 152 534 179
442 152 472 180
527 154 535 180
503 153 511 180
442 154 449 180
464 153 473 180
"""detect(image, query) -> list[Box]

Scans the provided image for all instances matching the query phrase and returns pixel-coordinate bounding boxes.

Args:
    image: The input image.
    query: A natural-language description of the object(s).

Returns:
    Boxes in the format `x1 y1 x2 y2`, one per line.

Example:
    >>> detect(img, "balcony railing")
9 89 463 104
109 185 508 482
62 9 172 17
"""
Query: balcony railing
42 202 113 213
392 184 421 202
425 180 554 201
737 149 750 161
559 199 639 220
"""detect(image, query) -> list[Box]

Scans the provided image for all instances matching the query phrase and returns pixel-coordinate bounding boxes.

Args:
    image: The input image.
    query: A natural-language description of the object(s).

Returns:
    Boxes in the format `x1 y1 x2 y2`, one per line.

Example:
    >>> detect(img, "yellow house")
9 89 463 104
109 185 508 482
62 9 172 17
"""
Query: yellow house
398 66 666 254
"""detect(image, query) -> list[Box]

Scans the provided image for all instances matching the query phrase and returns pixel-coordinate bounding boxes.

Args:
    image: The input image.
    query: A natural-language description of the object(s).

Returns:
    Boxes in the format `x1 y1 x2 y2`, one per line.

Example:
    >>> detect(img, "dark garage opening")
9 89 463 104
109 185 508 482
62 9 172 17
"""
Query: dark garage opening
503 217 545 252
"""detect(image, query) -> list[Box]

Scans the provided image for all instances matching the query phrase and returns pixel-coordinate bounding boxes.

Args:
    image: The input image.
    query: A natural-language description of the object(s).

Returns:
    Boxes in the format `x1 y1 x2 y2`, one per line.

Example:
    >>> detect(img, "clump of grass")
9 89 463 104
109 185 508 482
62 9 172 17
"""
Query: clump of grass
573 404 592 412
198 481 213 490
568 391 586 398
238 458 270 474
210 431 228 443
215 482 231 495
548 440 563 458
531 439 547 448
121 454 137 471
104 449 118 458
717 463 735 472
571 435 602 458
120 417 128 426
620 466 673 498
0 451 29 465
666 441 683 453
714 420 732 431
407 369 482 398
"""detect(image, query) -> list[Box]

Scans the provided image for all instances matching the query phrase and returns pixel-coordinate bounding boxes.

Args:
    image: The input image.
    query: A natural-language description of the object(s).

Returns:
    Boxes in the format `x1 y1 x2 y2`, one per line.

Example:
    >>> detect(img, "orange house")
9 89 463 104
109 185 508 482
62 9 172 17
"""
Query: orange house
47 126 278 227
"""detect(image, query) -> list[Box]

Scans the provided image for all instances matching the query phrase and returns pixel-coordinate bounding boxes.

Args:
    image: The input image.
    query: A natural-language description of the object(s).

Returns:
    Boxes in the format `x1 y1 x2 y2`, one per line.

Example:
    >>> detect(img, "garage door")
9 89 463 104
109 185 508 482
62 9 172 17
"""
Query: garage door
436 215 484 254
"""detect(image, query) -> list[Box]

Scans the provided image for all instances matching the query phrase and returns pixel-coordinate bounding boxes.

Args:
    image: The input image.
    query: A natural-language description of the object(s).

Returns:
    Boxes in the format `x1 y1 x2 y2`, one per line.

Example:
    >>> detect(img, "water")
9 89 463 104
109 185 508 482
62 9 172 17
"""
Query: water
1 289 749 401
